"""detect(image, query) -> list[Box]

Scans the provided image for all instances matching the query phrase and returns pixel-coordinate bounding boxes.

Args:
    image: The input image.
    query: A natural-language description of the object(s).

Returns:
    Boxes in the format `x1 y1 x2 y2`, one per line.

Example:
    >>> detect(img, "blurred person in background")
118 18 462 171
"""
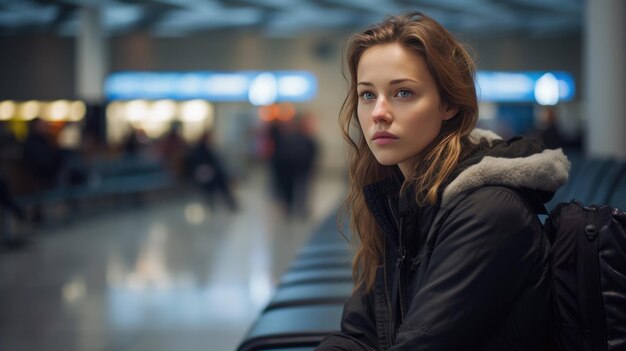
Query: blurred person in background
20 118 68 221
0 123 23 218
267 118 318 217
22 117 66 190
293 113 319 219
1 172 27 247
186 130 238 212
0 173 24 221
157 122 188 183
316 12 569 350
267 120 284 201
123 127 151 159
537 106 565 150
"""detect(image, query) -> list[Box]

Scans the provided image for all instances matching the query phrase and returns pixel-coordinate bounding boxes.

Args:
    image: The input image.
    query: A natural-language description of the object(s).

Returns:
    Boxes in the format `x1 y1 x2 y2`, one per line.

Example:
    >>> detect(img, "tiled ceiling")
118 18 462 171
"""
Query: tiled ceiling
0 0 583 38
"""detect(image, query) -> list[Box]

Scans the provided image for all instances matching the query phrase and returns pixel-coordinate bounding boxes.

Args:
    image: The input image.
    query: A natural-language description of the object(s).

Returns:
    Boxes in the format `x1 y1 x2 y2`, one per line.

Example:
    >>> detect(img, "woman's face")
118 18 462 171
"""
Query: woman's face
356 42 456 177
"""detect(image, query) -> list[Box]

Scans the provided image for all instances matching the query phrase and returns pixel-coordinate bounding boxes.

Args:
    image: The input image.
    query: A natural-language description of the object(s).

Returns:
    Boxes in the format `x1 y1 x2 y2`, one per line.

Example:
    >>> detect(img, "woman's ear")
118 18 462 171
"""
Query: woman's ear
443 106 459 121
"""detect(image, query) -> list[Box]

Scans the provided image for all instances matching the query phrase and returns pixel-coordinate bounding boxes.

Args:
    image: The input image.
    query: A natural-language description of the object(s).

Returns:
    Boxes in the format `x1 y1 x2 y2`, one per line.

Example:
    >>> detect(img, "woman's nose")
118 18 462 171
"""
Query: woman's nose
371 97 392 123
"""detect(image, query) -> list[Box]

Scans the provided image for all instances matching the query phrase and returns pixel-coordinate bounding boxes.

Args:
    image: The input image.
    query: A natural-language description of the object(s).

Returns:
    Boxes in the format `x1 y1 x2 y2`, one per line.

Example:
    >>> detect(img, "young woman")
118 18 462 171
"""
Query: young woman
316 12 570 350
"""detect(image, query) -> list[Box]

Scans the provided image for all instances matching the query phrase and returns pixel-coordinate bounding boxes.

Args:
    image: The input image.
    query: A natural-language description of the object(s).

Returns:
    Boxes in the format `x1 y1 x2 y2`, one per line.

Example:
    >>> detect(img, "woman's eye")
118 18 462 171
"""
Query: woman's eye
396 90 412 98
360 92 375 100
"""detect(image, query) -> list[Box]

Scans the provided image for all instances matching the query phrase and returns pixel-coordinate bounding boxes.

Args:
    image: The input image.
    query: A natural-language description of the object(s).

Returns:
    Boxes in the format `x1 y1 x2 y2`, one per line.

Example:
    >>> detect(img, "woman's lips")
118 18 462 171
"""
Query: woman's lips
372 138 397 145
372 131 398 145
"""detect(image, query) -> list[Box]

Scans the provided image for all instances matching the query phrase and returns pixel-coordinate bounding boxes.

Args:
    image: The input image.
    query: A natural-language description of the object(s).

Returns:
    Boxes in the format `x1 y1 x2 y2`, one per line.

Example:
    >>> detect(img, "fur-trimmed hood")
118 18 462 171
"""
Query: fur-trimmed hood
441 129 570 207
362 129 571 231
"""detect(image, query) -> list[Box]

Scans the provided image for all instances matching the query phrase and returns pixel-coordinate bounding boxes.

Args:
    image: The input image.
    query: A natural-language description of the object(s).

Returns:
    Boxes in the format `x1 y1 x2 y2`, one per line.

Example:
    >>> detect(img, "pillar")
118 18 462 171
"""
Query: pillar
585 0 626 158
76 6 107 103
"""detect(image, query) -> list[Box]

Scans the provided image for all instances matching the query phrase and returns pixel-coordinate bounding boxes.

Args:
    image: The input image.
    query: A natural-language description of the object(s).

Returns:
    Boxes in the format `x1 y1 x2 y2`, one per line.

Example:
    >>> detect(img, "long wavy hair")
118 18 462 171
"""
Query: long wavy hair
341 12 479 292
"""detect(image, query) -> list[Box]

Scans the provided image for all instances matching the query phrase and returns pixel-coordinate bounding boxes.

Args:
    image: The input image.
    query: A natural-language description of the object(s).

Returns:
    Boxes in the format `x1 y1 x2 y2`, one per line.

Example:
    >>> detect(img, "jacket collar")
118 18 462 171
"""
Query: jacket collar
363 129 570 224
363 169 441 247
363 174 404 241
441 131 570 207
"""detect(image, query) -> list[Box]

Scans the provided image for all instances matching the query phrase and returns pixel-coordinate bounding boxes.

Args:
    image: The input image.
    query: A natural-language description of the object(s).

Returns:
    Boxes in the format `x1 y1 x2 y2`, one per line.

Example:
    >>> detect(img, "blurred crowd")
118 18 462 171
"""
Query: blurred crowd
0 110 321 243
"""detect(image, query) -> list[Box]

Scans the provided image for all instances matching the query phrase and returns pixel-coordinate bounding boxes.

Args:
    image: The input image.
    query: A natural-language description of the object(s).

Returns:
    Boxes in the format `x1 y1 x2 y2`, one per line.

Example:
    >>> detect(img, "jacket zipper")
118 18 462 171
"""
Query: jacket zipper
388 198 406 341
382 239 393 349
397 216 406 322
410 254 422 272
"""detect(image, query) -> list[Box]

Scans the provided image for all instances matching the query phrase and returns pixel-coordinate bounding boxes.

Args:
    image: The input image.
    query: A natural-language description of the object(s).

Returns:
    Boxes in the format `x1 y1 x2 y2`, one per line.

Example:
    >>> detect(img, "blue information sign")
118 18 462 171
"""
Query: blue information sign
105 71 318 104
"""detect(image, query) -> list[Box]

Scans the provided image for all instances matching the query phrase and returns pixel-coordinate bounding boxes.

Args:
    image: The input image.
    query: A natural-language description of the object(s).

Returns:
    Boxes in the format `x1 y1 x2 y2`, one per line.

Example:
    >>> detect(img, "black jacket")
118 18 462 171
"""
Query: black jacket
316 130 570 351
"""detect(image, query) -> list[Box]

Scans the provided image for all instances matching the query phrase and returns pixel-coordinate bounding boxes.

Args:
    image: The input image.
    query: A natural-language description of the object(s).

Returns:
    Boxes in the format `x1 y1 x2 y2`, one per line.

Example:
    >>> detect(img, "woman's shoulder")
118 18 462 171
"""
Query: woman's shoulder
446 185 538 225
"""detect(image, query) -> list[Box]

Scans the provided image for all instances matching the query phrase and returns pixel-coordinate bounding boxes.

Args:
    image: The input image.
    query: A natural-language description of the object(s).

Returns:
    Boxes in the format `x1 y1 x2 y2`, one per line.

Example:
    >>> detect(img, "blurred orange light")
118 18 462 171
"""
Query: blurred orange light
278 103 296 121
258 105 273 121
258 103 296 122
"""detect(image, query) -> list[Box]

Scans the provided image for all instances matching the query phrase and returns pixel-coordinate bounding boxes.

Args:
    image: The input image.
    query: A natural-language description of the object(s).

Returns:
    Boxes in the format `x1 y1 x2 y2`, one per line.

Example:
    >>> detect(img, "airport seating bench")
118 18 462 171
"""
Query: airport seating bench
236 211 351 351
1 156 173 234
18 156 172 207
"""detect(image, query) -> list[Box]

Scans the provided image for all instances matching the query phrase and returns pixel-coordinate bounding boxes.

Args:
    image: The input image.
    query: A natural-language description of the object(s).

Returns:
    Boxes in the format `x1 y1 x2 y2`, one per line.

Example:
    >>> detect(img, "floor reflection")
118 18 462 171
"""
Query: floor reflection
0 167 346 351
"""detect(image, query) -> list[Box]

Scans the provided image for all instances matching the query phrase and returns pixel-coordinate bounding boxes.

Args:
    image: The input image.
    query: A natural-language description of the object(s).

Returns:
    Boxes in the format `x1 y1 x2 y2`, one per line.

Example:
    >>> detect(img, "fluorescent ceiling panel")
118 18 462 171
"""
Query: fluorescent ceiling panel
103 4 144 30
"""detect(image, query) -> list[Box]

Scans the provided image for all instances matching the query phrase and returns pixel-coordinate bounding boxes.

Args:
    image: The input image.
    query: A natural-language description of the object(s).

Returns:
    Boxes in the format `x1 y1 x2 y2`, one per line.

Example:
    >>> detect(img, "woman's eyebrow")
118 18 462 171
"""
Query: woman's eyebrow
357 79 420 87
390 78 419 85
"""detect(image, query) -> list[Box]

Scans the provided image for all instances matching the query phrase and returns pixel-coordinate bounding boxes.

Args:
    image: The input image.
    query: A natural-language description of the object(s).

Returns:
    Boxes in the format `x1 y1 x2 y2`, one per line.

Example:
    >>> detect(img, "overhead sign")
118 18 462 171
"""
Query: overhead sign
476 71 575 104
105 71 318 105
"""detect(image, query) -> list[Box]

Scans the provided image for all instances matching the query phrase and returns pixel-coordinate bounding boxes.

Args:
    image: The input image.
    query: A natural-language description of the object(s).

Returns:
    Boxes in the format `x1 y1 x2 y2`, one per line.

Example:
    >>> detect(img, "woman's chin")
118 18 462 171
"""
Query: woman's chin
373 157 399 167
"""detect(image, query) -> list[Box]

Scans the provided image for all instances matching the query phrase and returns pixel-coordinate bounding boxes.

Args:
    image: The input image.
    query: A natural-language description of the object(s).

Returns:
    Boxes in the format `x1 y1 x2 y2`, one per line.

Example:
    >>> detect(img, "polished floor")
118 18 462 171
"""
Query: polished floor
0 167 346 351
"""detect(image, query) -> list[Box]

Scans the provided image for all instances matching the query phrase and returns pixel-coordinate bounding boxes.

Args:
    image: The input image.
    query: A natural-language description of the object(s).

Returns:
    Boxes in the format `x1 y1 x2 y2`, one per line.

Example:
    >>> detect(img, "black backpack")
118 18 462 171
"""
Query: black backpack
544 201 626 351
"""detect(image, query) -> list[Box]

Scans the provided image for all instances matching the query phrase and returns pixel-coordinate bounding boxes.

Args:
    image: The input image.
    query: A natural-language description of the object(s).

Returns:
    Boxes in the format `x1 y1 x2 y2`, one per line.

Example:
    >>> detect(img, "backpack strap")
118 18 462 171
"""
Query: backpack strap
524 188 549 215
497 185 549 215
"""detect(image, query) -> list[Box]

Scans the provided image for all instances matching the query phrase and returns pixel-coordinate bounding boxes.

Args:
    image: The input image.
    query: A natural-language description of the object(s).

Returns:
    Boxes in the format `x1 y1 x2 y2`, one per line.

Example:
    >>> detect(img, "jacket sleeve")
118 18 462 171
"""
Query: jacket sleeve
390 187 541 350
315 283 379 350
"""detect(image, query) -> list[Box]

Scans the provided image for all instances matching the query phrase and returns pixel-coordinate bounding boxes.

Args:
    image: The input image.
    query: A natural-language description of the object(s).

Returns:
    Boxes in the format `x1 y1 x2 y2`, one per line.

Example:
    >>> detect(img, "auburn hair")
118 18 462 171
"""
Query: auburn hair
340 12 479 292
